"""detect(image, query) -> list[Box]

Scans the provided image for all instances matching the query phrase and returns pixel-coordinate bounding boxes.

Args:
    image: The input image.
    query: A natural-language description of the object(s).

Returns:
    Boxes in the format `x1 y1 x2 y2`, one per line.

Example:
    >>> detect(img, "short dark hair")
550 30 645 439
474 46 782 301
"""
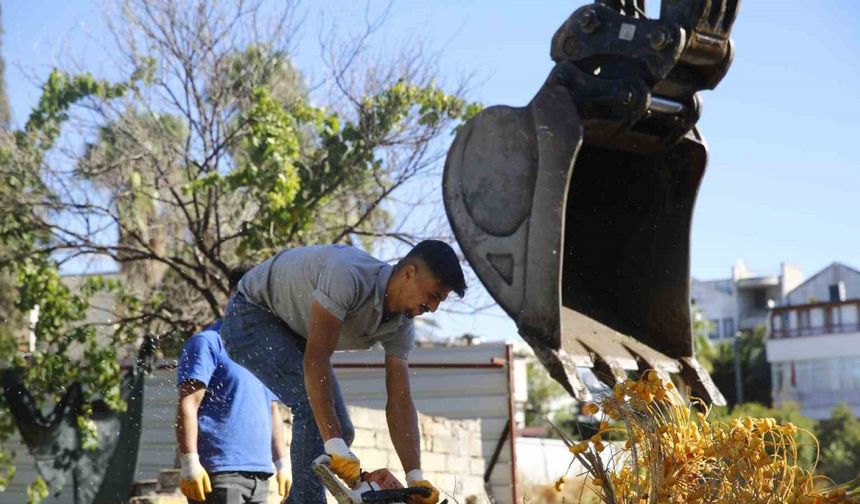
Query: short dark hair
228 265 253 291
401 240 466 297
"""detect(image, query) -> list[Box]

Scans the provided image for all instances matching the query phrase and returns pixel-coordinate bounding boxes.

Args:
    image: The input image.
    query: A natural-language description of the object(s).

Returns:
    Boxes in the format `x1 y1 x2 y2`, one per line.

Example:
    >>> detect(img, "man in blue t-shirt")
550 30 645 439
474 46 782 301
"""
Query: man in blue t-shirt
176 268 290 503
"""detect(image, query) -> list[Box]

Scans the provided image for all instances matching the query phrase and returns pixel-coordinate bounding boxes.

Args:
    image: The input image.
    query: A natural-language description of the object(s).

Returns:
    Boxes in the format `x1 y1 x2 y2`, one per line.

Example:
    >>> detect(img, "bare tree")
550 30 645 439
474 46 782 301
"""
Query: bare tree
1 0 479 351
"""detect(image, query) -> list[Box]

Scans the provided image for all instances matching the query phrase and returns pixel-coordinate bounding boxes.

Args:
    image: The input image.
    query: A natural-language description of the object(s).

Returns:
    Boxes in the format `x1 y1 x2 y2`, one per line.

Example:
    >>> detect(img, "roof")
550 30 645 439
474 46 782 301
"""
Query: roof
784 261 860 299
735 275 780 289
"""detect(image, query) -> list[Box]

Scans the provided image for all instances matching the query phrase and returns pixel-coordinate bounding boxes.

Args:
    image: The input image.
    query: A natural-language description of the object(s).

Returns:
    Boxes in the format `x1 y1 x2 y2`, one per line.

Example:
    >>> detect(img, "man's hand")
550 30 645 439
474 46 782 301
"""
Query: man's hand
274 457 291 498
179 453 212 501
406 469 439 504
324 438 361 486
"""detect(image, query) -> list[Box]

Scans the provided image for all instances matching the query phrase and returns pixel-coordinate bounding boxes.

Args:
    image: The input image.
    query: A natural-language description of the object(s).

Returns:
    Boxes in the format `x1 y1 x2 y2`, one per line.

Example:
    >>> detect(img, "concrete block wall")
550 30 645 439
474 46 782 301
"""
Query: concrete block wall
277 405 487 503
103 404 487 504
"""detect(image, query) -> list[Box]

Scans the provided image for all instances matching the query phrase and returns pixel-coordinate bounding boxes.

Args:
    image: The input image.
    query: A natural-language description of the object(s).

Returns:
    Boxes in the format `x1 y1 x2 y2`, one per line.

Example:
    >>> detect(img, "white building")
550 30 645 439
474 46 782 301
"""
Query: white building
765 262 860 419
690 277 736 339
691 261 804 340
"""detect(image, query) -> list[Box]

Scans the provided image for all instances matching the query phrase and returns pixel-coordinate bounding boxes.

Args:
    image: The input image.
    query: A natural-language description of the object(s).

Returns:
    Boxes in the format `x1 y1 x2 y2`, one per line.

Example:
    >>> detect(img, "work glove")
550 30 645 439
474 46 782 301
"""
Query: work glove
324 438 361 486
274 457 291 498
179 453 212 502
406 469 440 504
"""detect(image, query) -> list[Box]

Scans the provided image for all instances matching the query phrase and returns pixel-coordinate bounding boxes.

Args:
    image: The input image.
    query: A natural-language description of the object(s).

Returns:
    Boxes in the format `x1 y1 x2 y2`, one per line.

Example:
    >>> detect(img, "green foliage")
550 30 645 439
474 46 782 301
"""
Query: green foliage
0 69 135 499
11 257 127 414
213 82 480 255
0 403 15 491
26 477 48 504
223 46 307 109
525 359 568 428
691 305 716 373
816 403 860 483
22 70 126 152
702 325 772 408
0 4 9 130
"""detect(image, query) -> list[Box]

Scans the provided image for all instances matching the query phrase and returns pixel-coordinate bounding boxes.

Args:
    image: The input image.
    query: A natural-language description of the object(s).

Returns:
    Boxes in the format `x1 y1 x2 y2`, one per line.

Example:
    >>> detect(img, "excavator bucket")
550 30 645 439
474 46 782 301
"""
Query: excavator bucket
443 0 739 404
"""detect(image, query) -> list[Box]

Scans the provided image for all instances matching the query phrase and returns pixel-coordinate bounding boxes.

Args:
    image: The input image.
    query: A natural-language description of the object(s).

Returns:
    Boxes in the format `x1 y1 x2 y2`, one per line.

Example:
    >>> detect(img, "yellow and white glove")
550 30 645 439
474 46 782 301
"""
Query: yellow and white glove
406 469 440 504
179 453 212 502
324 438 361 486
274 457 291 498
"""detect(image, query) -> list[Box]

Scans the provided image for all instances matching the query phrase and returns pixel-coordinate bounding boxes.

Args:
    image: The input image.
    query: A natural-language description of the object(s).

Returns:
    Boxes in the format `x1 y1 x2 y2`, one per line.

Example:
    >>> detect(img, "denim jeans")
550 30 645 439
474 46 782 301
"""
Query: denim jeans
221 292 355 504
187 471 270 504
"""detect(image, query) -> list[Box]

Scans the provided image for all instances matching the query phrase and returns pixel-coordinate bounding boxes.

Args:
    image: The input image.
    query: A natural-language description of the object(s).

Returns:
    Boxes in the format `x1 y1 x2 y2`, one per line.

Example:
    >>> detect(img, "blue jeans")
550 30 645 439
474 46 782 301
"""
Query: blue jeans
221 292 355 504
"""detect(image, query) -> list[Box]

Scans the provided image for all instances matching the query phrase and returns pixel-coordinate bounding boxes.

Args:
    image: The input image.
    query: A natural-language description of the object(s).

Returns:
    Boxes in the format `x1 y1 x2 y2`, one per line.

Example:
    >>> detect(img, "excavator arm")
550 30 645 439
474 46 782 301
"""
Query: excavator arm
443 0 739 403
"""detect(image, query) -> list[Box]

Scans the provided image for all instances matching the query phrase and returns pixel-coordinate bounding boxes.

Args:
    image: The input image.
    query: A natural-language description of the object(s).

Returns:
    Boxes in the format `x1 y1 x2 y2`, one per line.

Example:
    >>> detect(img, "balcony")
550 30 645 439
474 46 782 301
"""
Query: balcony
770 299 860 339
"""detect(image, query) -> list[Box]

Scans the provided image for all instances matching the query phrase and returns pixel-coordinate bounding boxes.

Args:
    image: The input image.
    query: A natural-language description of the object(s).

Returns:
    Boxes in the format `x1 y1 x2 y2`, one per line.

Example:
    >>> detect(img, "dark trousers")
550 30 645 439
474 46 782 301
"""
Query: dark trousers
187 471 271 504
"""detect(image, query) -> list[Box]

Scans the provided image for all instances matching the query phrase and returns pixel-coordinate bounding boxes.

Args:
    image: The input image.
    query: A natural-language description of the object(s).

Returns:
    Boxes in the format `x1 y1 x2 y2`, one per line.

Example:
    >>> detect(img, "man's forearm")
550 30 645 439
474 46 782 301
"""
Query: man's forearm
303 352 343 441
176 400 200 455
386 395 421 472
272 402 287 461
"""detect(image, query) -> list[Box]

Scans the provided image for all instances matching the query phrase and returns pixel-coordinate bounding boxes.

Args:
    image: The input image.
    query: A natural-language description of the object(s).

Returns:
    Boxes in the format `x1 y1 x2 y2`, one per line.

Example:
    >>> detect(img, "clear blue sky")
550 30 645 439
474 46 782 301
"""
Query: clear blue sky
4 1 859 341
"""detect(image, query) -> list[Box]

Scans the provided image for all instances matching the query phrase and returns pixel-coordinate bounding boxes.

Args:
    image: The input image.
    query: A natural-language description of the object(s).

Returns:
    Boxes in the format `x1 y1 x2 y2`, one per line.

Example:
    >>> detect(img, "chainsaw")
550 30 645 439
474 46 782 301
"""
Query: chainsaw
313 455 447 504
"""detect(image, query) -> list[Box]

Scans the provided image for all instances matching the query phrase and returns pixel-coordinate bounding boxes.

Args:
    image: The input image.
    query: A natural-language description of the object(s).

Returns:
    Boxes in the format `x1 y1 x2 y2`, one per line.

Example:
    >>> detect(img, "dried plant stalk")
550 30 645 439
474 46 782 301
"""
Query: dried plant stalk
551 371 860 504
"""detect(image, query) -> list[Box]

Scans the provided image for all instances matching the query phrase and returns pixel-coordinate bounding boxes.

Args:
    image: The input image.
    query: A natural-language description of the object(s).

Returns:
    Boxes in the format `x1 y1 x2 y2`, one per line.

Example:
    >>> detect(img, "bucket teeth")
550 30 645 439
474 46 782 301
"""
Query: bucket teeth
680 356 727 406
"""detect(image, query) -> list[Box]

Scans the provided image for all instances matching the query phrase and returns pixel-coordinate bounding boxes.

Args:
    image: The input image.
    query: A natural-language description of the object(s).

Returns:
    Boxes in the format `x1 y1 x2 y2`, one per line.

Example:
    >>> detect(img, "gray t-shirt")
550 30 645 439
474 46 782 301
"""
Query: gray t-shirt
238 244 415 358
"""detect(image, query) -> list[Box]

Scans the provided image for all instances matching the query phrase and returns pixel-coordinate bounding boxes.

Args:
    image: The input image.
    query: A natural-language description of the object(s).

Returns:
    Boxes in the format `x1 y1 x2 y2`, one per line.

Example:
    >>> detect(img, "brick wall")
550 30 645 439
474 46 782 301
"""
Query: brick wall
279 405 488 503
130 404 487 504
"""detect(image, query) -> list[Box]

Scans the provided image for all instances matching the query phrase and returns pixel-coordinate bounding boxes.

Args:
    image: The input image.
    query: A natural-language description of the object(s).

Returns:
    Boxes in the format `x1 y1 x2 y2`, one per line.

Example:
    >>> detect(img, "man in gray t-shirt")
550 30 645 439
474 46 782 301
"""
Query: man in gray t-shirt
220 241 466 504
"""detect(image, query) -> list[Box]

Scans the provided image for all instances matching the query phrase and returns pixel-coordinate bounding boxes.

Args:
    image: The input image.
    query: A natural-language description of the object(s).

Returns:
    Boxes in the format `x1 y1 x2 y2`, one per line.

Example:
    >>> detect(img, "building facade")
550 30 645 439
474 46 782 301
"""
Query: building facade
765 262 860 419
691 261 804 340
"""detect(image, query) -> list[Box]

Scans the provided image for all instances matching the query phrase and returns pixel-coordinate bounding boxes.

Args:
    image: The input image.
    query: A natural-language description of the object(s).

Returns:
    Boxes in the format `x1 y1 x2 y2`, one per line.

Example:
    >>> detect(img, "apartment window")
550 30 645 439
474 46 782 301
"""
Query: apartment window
753 289 768 310
772 314 782 330
795 360 836 392
722 318 735 338
822 359 840 391
809 360 838 391
826 305 842 329
771 362 784 393
708 319 720 339
789 311 798 331
810 308 824 329
795 361 813 392
840 357 860 390
829 282 847 302
780 312 790 337
842 305 859 326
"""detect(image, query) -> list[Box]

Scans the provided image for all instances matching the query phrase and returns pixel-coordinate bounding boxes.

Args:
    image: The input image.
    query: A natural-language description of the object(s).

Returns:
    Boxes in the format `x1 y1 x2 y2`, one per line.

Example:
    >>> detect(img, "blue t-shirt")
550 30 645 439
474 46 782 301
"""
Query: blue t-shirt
177 320 278 473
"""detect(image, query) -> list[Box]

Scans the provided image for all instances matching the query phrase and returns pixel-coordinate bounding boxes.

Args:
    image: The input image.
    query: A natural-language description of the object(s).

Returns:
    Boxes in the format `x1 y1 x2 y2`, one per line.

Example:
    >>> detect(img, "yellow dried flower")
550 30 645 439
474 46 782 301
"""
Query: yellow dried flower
569 442 588 455
557 369 858 504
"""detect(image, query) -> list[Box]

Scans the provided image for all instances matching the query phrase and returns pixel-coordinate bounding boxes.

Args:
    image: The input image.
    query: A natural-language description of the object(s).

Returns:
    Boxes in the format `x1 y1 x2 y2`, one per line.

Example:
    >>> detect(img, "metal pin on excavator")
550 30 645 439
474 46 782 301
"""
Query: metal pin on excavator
444 0 740 404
